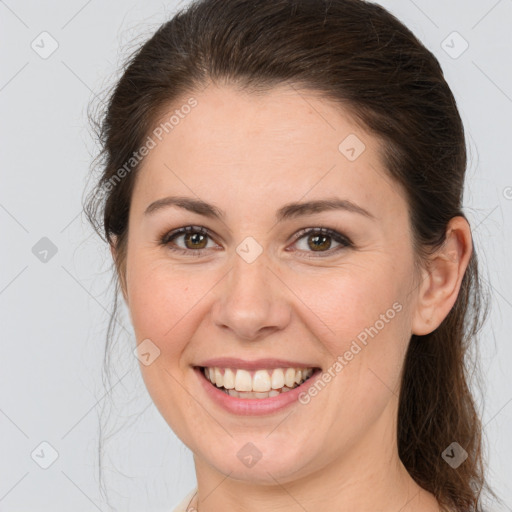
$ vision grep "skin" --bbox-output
[112,84,471,512]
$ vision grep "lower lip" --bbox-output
[194,366,322,416]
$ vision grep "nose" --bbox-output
[211,253,292,341]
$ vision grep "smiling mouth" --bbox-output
[198,366,320,399]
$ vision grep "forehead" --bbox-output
[131,84,403,220]
[149,84,370,159]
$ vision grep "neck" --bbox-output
[190,403,439,512]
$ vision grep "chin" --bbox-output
[194,435,321,485]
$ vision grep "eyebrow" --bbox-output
[144,196,375,221]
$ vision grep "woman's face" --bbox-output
[121,84,422,484]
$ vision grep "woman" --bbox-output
[85,0,498,510]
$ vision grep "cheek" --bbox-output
[124,253,213,426]
[288,257,410,349]
[125,250,215,358]
[288,258,412,407]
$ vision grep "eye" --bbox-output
[159,226,219,256]
[288,227,353,258]
[159,225,353,258]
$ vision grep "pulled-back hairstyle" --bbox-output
[85,0,498,510]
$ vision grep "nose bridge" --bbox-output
[211,248,291,340]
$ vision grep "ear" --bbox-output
[110,237,129,305]
[412,216,472,336]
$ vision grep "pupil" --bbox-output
[186,232,207,249]
[309,234,330,251]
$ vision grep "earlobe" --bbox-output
[411,216,472,336]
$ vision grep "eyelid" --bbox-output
[159,225,221,253]
[286,227,353,258]
[160,225,211,244]
[159,225,353,257]
[290,227,352,246]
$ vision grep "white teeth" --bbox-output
[223,386,294,398]
[202,366,315,397]
[271,368,285,389]
[214,368,223,388]
[284,368,296,388]
[234,369,253,392]
[253,370,271,392]
[223,368,235,389]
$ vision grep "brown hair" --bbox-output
[85,0,498,510]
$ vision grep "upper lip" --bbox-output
[195,357,321,371]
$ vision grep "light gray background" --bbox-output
[1,0,511,511]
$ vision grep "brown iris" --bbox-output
[184,231,208,250]
[308,233,332,251]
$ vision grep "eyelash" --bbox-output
[159,225,353,259]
